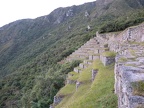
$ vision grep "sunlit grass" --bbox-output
[56,84,76,97]
[77,65,92,83]
[102,51,116,57]
[67,71,79,81]
[56,60,117,108]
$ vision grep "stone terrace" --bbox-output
[52,22,144,108]
[115,42,144,108]
[65,38,102,62]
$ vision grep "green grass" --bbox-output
[56,83,91,108]
[102,51,116,57]
[86,60,93,62]
[132,81,144,96]
[104,44,108,48]
[68,71,79,81]
[56,60,117,108]
[129,49,136,56]
[104,47,110,51]
[118,57,127,63]
[56,84,76,97]
[77,65,92,83]
[92,53,100,56]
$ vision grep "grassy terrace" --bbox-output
[56,84,76,97]
[67,71,79,81]
[102,51,116,57]
[56,60,117,108]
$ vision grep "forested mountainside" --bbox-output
[0,0,144,107]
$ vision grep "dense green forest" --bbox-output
[0,0,144,107]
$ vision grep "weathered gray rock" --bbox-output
[100,55,115,66]
[67,79,77,84]
[49,104,54,108]
[53,95,64,105]
[89,55,99,60]
[115,59,144,108]
[85,11,89,17]
[74,67,81,73]
[76,81,81,91]
[92,69,98,81]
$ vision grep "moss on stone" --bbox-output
[132,81,144,96]
[104,44,108,48]
[118,57,127,63]
[104,47,110,51]
[129,49,136,56]
[102,51,116,57]
[68,72,79,81]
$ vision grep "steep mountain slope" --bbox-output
[0,0,144,107]
[0,2,96,77]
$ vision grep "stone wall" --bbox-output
[115,55,144,108]
[89,55,100,60]
[92,69,98,81]
[117,23,144,42]
[100,55,115,66]
[53,95,64,106]
[107,23,144,53]
[55,22,144,108]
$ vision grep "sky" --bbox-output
[0,0,95,27]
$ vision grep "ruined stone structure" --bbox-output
[51,23,144,108]
[112,23,144,108]
[100,54,115,66]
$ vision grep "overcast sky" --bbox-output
[0,0,95,27]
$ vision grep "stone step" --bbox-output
[66,79,77,84]
[66,57,83,61]
[81,46,99,49]
[82,43,98,45]
[89,55,100,60]
[79,48,97,51]
[83,60,93,65]
[71,52,89,56]
[69,54,88,58]
[74,67,82,73]
[74,50,93,54]
[79,63,89,69]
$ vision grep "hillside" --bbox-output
[55,60,117,108]
[52,22,144,108]
[0,0,144,107]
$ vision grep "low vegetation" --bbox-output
[57,84,76,97]
[67,71,79,81]
[102,51,116,57]
[98,10,144,33]
[56,60,117,108]
[132,81,144,96]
